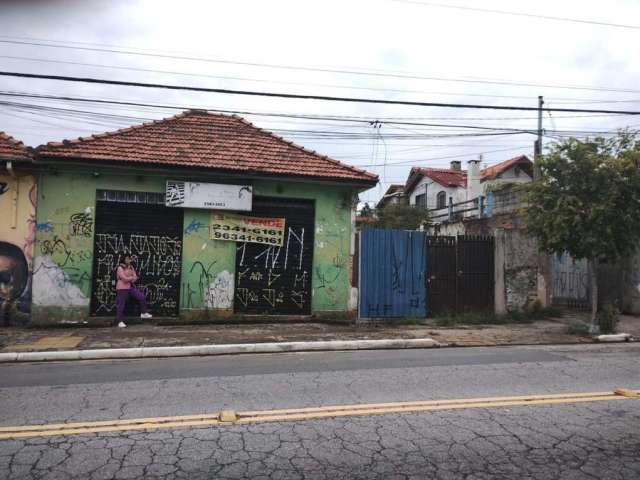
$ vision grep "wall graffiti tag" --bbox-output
[90,200,183,317]
[69,211,93,237]
[233,198,314,315]
[91,233,182,315]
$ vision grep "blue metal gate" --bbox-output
[359,229,427,318]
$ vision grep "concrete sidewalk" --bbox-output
[4,313,635,356]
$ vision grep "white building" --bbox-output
[405,155,533,210]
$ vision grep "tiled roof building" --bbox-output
[38,110,377,185]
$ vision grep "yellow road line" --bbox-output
[1,390,637,440]
[239,391,618,416]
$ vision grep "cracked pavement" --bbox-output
[1,344,639,479]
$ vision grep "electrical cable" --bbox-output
[2,71,640,115]
[1,37,640,94]
[393,0,640,30]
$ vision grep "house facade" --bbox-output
[24,110,377,325]
[405,156,533,210]
[375,184,406,209]
[0,133,36,325]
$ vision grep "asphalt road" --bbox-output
[1,343,639,479]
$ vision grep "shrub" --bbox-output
[597,303,619,334]
[566,321,590,335]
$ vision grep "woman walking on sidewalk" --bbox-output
[115,253,152,328]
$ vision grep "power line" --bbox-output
[4,54,638,107]
[394,0,640,30]
[0,91,633,125]
[2,37,640,94]
[5,96,630,137]
[0,54,592,103]
[3,71,640,115]
[360,145,532,167]
[2,102,537,143]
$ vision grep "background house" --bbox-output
[375,184,406,210]
[405,156,533,211]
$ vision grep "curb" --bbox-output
[0,338,441,363]
[595,333,633,343]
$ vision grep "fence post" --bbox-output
[448,196,453,222]
[494,228,506,314]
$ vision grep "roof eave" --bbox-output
[35,155,378,189]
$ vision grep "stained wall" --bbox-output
[31,170,355,324]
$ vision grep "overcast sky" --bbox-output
[1,0,639,204]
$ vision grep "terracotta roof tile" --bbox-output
[37,110,377,184]
[0,132,31,162]
[405,155,533,193]
[480,155,532,181]
[405,167,467,192]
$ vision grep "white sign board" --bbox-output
[165,181,252,211]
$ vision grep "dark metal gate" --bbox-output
[90,190,184,317]
[426,235,494,315]
[425,236,456,315]
[551,253,590,309]
[234,197,314,315]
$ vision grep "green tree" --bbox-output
[371,203,430,230]
[359,203,374,218]
[525,133,640,327]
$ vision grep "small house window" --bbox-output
[415,193,426,208]
[436,191,447,209]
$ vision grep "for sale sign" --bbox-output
[209,212,285,246]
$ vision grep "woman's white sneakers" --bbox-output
[117,313,151,327]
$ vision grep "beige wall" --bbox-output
[0,172,37,320]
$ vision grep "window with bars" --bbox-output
[96,189,165,205]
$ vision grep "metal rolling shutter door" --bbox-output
[234,197,315,315]
[90,196,184,317]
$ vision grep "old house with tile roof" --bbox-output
[0,132,36,324]
[405,156,533,210]
[29,110,377,324]
[375,184,406,210]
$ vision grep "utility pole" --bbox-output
[533,95,551,307]
[534,95,544,180]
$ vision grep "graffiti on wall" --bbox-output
[183,260,233,310]
[234,225,313,314]
[32,206,99,309]
[313,218,349,308]
[0,177,37,319]
[33,227,92,307]
[0,242,29,304]
[91,233,182,315]
[69,211,93,237]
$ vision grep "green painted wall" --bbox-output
[32,172,165,323]
[32,170,354,324]
[179,209,236,320]
[254,181,352,313]
[178,181,354,319]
